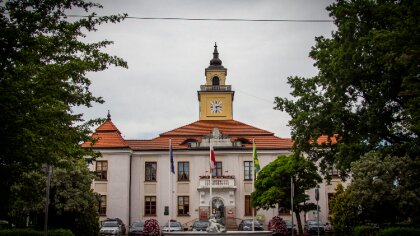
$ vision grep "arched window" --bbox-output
[212,76,220,86]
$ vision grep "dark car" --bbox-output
[128,221,144,235]
[191,221,209,231]
[103,218,126,235]
[238,219,263,231]
[305,220,325,235]
[284,220,297,235]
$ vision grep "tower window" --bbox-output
[212,76,220,86]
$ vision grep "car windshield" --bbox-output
[103,222,119,227]
[164,222,181,227]
[194,222,209,227]
[244,220,260,226]
[308,221,322,226]
[285,221,292,227]
[131,222,144,227]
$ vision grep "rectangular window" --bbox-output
[145,162,157,181]
[95,161,108,181]
[244,161,252,180]
[212,162,222,177]
[328,165,339,177]
[99,195,107,216]
[328,193,335,213]
[278,207,291,215]
[178,196,190,215]
[178,162,189,181]
[244,195,256,216]
[145,196,156,216]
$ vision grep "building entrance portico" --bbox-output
[212,197,225,225]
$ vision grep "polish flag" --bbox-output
[210,144,216,170]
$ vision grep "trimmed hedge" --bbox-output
[0,229,74,236]
[354,225,379,236]
[379,227,420,236]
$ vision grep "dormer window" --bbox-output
[182,138,199,148]
[212,76,220,86]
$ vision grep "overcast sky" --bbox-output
[76,0,336,140]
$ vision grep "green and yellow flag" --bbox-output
[253,142,260,173]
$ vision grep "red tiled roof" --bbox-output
[84,119,292,150]
[127,120,292,150]
[161,120,274,136]
[81,120,128,148]
[315,135,338,145]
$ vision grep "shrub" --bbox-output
[379,227,420,236]
[143,219,160,236]
[0,229,74,236]
[354,225,379,236]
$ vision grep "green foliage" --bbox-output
[0,229,74,236]
[252,154,322,234]
[349,152,420,225]
[379,227,420,236]
[9,160,100,236]
[330,184,360,235]
[0,0,126,220]
[274,0,420,179]
[353,225,379,236]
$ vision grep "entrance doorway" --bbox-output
[212,198,225,225]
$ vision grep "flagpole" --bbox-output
[169,139,171,231]
[252,139,255,232]
[209,140,213,220]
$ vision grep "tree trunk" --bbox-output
[295,210,303,235]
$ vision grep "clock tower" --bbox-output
[198,43,234,120]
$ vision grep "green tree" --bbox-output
[252,155,322,234]
[348,152,420,225]
[274,0,420,178]
[0,0,127,219]
[330,184,360,236]
[9,159,100,236]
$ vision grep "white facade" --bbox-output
[90,147,295,228]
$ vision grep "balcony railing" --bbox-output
[200,85,231,91]
[198,178,236,189]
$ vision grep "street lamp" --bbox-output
[315,185,320,236]
[291,176,294,236]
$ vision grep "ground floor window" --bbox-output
[177,196,189,216]
[244,195,256,216]
[145,196,156,216]
[278,207,291,215]
[99,195,107,216]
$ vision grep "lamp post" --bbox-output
[315,185,320,236]
[44,165,52,236]
[291,176,294,236]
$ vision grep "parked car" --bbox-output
[238,219,263,231]
[324,222,333,235]
[103,218,127,235]
[100,220,123,235]
[191,221,209,231]
[161,221,183,235]
[128,221,144,235]
[284,220,297,235]
[305,220,325,235]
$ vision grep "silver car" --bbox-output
[100,221,122,235]
[161,221,182,235]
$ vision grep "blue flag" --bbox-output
[170,140,175,174]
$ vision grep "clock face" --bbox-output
[210,101,222,113]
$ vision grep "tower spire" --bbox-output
[107,110,111,121]
[210,42,222,66]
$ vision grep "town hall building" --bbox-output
[83,44,343,229]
